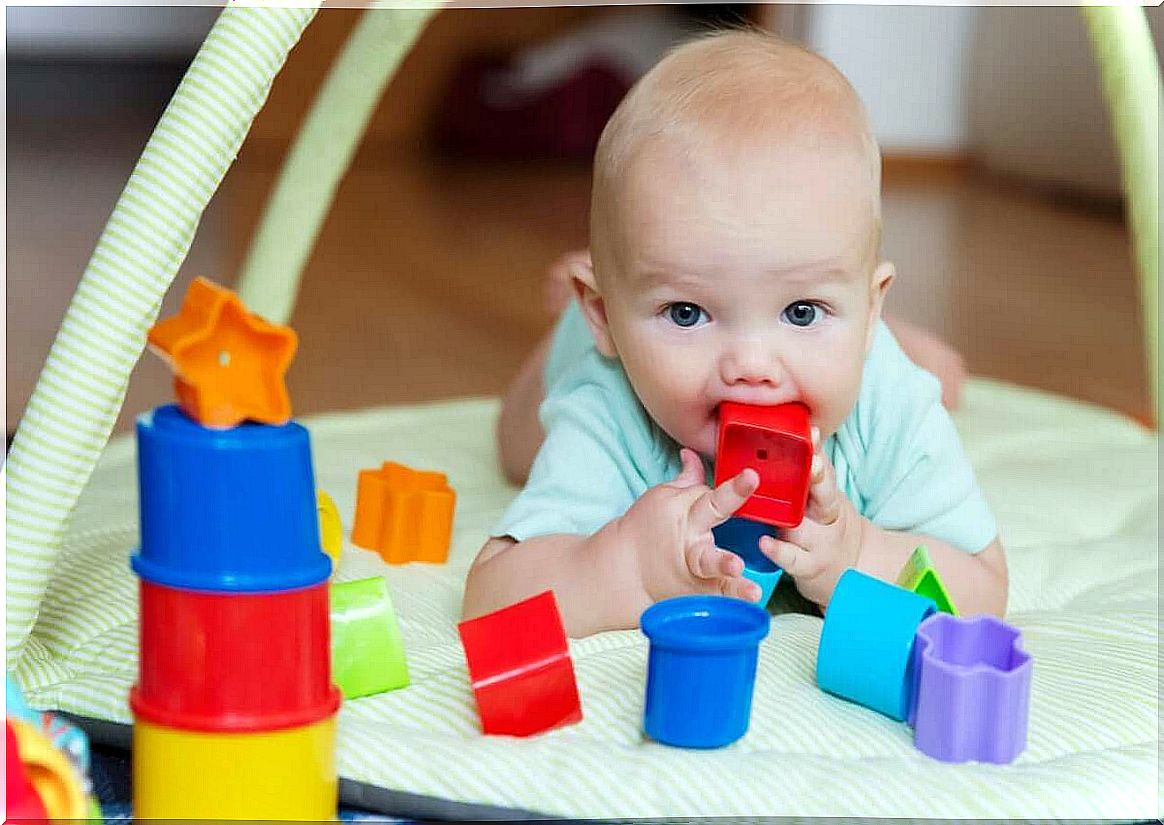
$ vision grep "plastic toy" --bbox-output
[134,716,336,818]
[318,489,344,571]
[6,675,101,819]
[6,717,91,819]
[132,405,331,592]
[331,577,411,699]
[640,595,770,749]
[816,569,936,721]
[7,673,40,723]
[715,402,813,528]
[352,461,455,564]
[910,613,1032,764]
[134,579,336,730]
[147,276,297,428]
[712,516,783,606]
[458,591,582,737]
[130,397,338,817]
[6,721,50,820]
[896,545,958,615]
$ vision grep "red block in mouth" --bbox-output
[714,402,814,528]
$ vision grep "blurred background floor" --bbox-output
[6,7,1154,437]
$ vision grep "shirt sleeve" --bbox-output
[490,379,649,542]
[846,323,999,554]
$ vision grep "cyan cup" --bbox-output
[816,569,936,721]
[641,595,770,748]
[713,517,783,606]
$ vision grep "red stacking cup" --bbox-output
[131,580,341,732]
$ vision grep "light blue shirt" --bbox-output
[494,301,998,553]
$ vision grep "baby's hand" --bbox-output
[617,448,762,606]
[759,427,866,609]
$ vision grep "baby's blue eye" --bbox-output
[782,301,823,327]
[667,302,708,328]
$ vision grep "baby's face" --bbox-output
[591,141,889,460]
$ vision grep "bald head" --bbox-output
[591,31,881,277]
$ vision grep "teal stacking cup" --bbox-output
[816,569,936,720]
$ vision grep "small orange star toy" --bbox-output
[147,277,298,428]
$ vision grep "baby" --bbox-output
[463,31,1007,637]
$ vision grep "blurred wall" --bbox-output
[774,4,1160,198]
[969,6,1163,198]
[6,6,217,58]
[802,5,978,155]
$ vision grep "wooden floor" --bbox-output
[6,66,1151,438]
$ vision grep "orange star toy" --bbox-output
[148,277,298,428]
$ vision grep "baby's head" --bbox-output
[572,30,893,459]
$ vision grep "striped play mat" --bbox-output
[11,380,1159,819]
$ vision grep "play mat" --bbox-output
[8,382,1161,818]
[5,4,1160,820]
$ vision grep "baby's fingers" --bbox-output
[669,447,707,490]
[804,452,842,526]
[690,543,745,580]
[760,535,826,579]
[689,468,759,532]
[718,575,762,603]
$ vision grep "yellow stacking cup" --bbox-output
[133,715,337,819]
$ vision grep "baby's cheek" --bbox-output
[799,354,864,433]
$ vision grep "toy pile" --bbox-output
[54,275,1032,820]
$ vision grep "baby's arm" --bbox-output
[761,457,1008,617]
[761,426,1008,618]
[857,530,1007,617]
[463,450,761,637]
[463,529,646,638]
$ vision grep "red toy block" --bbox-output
[6,719,49,820]
[457,591,582,737]
[715,401,813,528]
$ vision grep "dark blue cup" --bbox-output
[713,517,783,605]
[641,595,770,748]
[132,404,331,593]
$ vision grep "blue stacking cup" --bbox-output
[816,569,936,720]
[713,517,783,606]
[641,595,770,748]
[132,404,331,592]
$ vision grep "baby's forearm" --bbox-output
[855,524,1008,618]
[462,524,649,637]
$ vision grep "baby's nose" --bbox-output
[722,340,780,386]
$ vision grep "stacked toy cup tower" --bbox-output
[130,278,339,819]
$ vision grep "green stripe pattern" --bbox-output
[236,7,435,324]
[11,386,1161,817]
[5,6,319,669]
[1082,6,1160,424]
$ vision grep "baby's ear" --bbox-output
[866,261,896,353]
[571,254,618,358]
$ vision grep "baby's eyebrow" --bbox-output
[632,266,710,291]
[770,263,853,283]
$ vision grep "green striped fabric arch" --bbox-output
[5,6,321,668]
[1082,6,1160,424]
[235,8,436,322]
